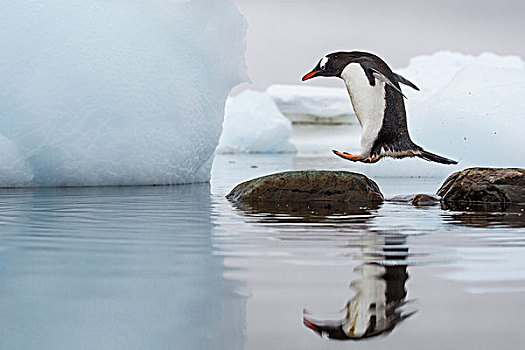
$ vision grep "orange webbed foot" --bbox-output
[333,150,380,163]
[332,150,364,162]
[362,156,380,163]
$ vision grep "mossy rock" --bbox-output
[437,168,525,206]
[227,171,384,209]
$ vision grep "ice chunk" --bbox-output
[397,51,525,99]
[266,84,354,124]
[217,91,296,154]
[0,0,246,186]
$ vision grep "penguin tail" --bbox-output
[417,150,458,165]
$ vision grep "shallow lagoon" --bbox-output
[0,153,523,349]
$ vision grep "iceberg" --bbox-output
[397,51,525,99]
[217,91,296,154]
[0,0,247,186]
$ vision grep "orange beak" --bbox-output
[302,70,321,81]
[303,317,320,331]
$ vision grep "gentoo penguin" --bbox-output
[302,51,457,164]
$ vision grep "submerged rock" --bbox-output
[437,168,525,206]
[389,194,440,207]
[227,171,384,210]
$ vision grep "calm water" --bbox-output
[0,153,524,349]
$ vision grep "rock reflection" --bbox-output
[304,233,415,340]
[442,203,525,228]
[231,200,380,225]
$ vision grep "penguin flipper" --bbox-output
[359,62,407,98]
[370,69,407,98]
[394,73,420,91]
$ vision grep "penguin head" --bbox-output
[302,52,353,81]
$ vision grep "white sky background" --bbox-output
[233,0,525,93]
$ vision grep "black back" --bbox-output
[370,85,420,157]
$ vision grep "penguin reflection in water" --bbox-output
[303,51,457,164]
[303,234,415,340]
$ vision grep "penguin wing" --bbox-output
[370,69,406,98]
[360,62,407,98]
[393,73,420,91]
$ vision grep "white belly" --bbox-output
[341,63,385,156]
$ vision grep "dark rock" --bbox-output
[389,194,440,207]
[412,194,440,206]
[227,171,384,210]
[437,168,525,206]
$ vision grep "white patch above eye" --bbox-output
[319,56,329,69]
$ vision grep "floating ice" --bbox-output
[217,91,296,154]
[397,51,525,99]
[0,0,246,187]
[266,84,354,123]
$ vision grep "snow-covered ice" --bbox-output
[266,84,354,123]
[217,91,296,154]
[0,0,246,186]
[397,51,525,99]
